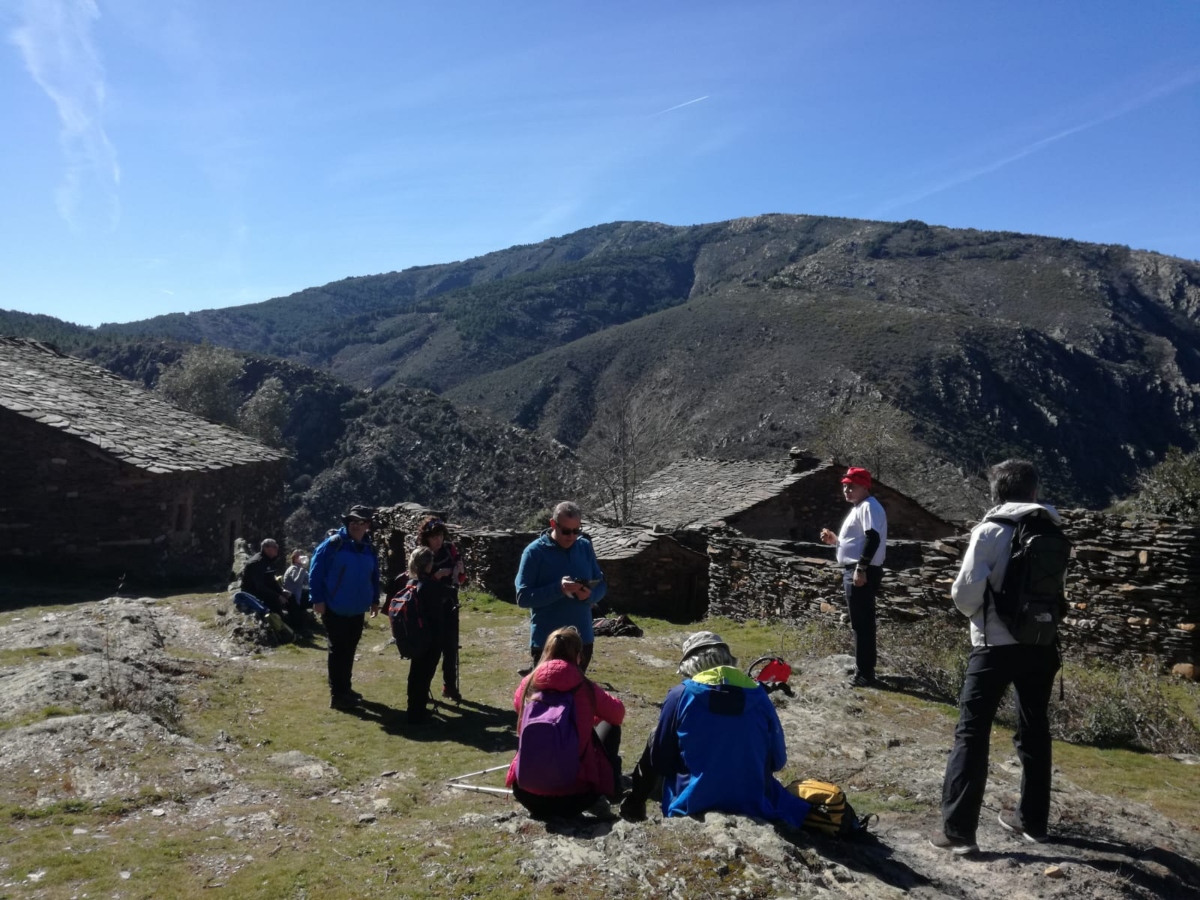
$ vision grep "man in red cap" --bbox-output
[821,467,888,687]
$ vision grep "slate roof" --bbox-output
[582,523,667,560]
[608,457,811,530]
[0,336,286,473]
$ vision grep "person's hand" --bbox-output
[281,589,293,600]
[435,567,453,580]
[576,586,592,603]
[561,576,581,597]
[853,567,867,588]
[819,528,836,546]
[314,602,326,616]
[369,602,381,619]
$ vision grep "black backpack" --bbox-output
[984,512,1071,646]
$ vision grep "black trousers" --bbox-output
[531,641,594,674]
[843,565,882,679]
[941,643,1061,841]
[513,722,622,817]
[441,602,460,693]
[322,610,366,698]
[406,640,442,721]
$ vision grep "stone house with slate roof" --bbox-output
[0,337,287,582]
[602,449,955,543]
[583,522,709,622]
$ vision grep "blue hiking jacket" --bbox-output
[514,531,607,647]
[648,666,810,828]
[309,528,380,615]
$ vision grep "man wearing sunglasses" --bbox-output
[515,500,607,674]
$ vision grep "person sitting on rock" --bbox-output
[619,631,809,827]
[506,625,625,818]
[232,538,296,640]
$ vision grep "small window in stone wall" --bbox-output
[173,490,194,533]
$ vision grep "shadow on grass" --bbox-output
[347,697,519,753]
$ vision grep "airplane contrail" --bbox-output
[653,95,709,116]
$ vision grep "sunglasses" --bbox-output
[555,525,583,536]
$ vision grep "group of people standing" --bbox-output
[233,458,1066,849]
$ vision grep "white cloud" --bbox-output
[10,0,120,229]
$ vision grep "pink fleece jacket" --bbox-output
[505,658,626,796]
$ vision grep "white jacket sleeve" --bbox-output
[951,524,1006,618]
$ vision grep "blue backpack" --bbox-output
[514,689,581,793]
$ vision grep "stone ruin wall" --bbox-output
[707,509,1199,678]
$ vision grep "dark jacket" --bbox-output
[241,552,285,604]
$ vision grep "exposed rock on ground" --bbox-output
[1,598,1197,898]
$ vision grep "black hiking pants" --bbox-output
[406,639,442,723]
[323,609,366,699]
[940,643,1060,841]
[843,565,882,680]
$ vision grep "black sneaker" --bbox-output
[517,666,533,677]
[442,686,462,702]
[348,689,363,702]
[330,693,359,710]
[848,673,877,688]
[928,832,978,855]
[998,809,1047,843]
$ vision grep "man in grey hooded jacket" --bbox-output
[930,459,1064,855]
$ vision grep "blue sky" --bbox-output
[2,1,1198,327]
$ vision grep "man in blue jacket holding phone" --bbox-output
[515,501,606,674]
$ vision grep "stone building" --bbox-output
[0,337,287,582]
[584,523,709,622]
[371,506,708,621]
[601,450,956,543]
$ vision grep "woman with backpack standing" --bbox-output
[416,516,467,702]
[505,626,625,818]
[391,546,447,725]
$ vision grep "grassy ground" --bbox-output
[0,591,1197,899]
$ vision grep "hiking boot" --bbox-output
[517,666,533,677]
[330,693,359,711]
[928,832,978,855]
[619,797,647,822]
[848,673,877,688]
[442,686,463,702]
[998,809,1047,843]
[348,689,363,702]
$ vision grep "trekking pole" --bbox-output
[446,783,512,796]
[448,764,510,782]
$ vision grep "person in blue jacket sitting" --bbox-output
[310,505,381,710]
[619,631,810,828]
[515,501,606,675]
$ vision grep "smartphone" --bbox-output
[570,578,602,588]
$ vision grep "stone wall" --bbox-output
[706,509,1199,675]
[0,411,285,582]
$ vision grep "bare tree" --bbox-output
[581,382,691,525]
[814,394,917,484]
